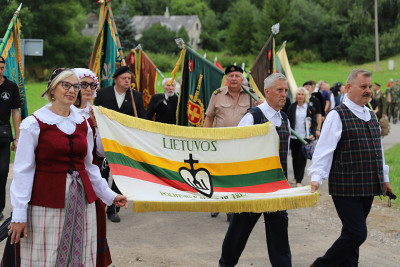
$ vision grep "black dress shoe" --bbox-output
[108,213,120,223]
[0,212,3,221]
[210,212,219,218]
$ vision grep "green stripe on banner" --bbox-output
[105,151,286,188]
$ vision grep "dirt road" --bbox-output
[1,124,399,266]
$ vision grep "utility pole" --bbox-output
[374,0,380,72]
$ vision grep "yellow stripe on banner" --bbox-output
[102,139,282,175]
[97,106,272,140]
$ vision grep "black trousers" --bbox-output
[97,156,121,216]
[0,142,10,213]
[313,196,374,267]
[219,211,291,267]
[290,138,307,183]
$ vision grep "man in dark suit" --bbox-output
[335,84,347,107]
[145,78,178,124]
[94,66,145,118]
[94,66,145,222]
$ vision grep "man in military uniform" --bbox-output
[204,65,261,128]
[372,82,387,120]
[203,65,262,220]
[387,79,400,124]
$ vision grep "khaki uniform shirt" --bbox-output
[205,86,255,127]
[373,89,387,115]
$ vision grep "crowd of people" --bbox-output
[0,55,396,266]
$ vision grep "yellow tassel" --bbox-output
[132,191,319,213]
[97,106,272,140]
[170,46,186,83]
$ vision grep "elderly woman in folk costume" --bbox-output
[71,67,113,267]
[7,68,127,266]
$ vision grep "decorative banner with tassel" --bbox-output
[93,106,319,213]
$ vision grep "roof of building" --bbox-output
[131,15,200,34]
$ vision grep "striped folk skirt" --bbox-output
[20,173,97,266]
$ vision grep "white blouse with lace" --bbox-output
[10,104,116,223]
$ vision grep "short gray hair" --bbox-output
[346,69,372,85]
[264,73,287,90]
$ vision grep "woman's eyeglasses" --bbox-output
[59,81,81,92]
[80,81,98,90]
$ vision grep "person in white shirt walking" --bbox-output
[308,69,394,267]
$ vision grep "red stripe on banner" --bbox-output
[109,164,291,194]
[109,163,197,192]
[214,180,290,193]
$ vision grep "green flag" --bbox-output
[89,3,121,88]
[177,46,224,126]
[1,15,28,119]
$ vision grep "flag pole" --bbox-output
[107,4,139,117]
[0,3,22,55]
[136,44,165,79]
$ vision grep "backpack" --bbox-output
[379,117,390,137]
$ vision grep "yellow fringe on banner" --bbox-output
[96,106,272,140]
[170,46,186,83]
[132,191,319,213]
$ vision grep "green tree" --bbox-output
[287,0,326,50]
[140,23,179,53]
[0,0,34,39]
[138,0,170,15]
[225,0,256,55]
[200,10,220,51]
[253,0,292,53]
[20,1,93,69]
[110,0,144,16]
[169,0,210,19]
[115,3,137,50]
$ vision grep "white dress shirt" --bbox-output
[307,97,390,185]
[11,104,116,222]
[114,87,126,108]
[239,100,291,176]
[292,103,308,139]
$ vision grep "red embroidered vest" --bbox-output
[29,116,98,208]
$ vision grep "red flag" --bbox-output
[125,50,139,92]
[138,50,157,109]
[215,61,224,71]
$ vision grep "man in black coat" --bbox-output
[0,56,21,221]
[94,66,145,222]
[145,78,178,124]
[94,66,145,118]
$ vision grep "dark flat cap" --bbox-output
[225,65,243,75]
[303,81,312,86]
[112,66,130,79]
[374,82,381,87]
